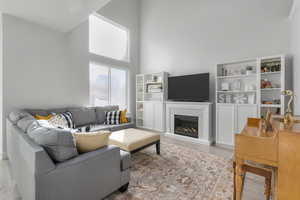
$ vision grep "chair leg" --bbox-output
[233,161,236,200]
[265,177,272,200]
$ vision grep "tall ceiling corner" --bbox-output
[0,0,112,32]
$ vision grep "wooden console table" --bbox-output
[234,117,300,200]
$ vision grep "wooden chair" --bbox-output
[233,161,272,200]
[233,118,273,200]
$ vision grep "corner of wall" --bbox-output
[0,13,4,159]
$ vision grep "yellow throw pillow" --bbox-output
[120,109,129,123]
[35,114,53,120]
[73,131,111,153]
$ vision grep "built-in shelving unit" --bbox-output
[215,55,292,147]
[136,72,168,132]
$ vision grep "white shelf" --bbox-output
[261,71,281,75]
[217,103,257,106]
[261,104,281,108]
[261,88,281,91]
[145,82,163,85]
[215,55,292,147]
[217,74,257,79]
[217,90,256,93]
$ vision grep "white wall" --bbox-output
[1,15,84,156]
[290,1,300,114]
[140,0,290,101]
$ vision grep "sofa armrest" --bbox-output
[7,119,56,175]
[37,146,122,200]
[55,145,120,170]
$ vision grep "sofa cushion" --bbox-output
[110,122,135,132]
[69,107,97,127]
[73,131,111,153]
[95,106,119,124]
[47,108,68,114]
[120,150,131,170]
[48,112,74,129]
[28,126,78,163]
[120,109,129,123]
[105,111,121,125]
[35,114,53,120]
[90,124,112,132]
[26,109,49,116]
[9,110,32,125]
[17,116,37,132]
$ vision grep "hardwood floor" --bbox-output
[0,136,266,200]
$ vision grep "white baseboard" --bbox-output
[164,132,213,146]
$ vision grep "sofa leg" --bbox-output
[119,183,129,193]
[156,141,160,155]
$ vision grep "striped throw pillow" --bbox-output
[48,112,74,129]
[105,111,121,125]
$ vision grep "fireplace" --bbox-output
[174,115,199,138]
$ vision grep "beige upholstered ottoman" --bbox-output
[109,128,160,154]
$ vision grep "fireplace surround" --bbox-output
[165,101,212,145]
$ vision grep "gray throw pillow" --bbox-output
[69,107,97,127]
[17,116,37,132]
[95,106,119,124]
[9,110,32,125]
[28,126,78,163]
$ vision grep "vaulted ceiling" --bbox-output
[0,0,295,33]
[0,0,111,32]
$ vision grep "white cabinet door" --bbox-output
[216,104,236,146]
[236,104,258,133]
[143,102,154,129]
[153,102,164,131]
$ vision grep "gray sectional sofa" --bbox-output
[6,106,134,200]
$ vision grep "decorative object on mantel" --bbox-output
[147,83,163,93]
[246,66,255,75]
[260,109,274,133]
[280,90,299,125]
[218,94,226,103]
[247,93,256,104]
[221,82,230,91]
[233,94,247,104]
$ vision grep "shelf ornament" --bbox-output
[281,90,296,125]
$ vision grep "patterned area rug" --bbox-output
[106,142,233,200]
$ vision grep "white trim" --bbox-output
[289,0,298,20]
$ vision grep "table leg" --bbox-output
[235,158,245,200]
[156,141,160,155]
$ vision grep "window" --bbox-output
[90,62,128,110]
[89,14,129,61]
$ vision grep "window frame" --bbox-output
[89,13,131,63]
[89,61,130,111]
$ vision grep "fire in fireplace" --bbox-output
[174,115,198,138]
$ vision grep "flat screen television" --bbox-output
[168,73,209,102]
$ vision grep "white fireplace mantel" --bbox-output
[165,101,213,145]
